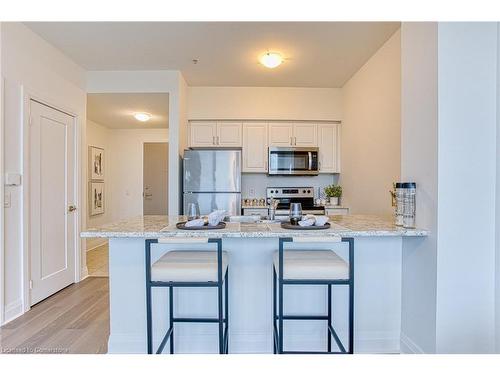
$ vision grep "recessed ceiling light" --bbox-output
[134,112,152,122]
[259,52,283,69]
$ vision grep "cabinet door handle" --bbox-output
[290,136,293,146]
[217,136,220,145]
[294,137,297,145]
[213,136,216,145]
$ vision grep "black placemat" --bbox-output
[280,222,331,230]
[176,222,226,230]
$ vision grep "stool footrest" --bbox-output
[173,317,227,323]
[275,315,329,321]
[281,350,347,354]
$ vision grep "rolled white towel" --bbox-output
[208,210,226,226]
[314,215,330,226]
[184,218,205,227]
[298,218,315,227]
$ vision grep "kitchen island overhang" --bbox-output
[81,215,427,354]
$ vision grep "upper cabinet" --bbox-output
[242,122,268,173]
[268,122,317,147]
[189,121,242,148]
[318,123,340,173]
[293,123,318,147]
[188,120,341,174]
[217,122,243,147]
[268,123,294,147]
[189,121,217,148]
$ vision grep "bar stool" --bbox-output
[145,237,229,354]
[273,236,354,354]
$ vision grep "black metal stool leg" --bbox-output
[145,239,155,354]
[224,269,229,354]
[169,286,174,354]
[273,267,277,354]
[328,284,332,352]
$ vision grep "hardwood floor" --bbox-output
[87,243,109,277]
[0,277,109,354]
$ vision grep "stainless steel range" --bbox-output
[266,187,325,219]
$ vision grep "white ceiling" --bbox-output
[25,22,400,88]
[87,93,169,129]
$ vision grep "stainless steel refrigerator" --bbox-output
[183,149,241,216]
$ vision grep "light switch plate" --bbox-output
[5,173,22,186]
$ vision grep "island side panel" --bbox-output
[107,236,403,353]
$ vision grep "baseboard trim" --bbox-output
[2,299,23,326]
[107,330,401,354]
[400,332,425,354]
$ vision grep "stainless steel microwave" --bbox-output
[268,147,319,176]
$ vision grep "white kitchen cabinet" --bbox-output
[242,122,268,172]
[189,121,242,148]
[326,207,349,215]
[268,122,318,147]
[189,121,217,148]
[268,123,294,147]
[293,123,317,147]
[217,122,242,147]
[318,123,340,173]
[242,207,269,216]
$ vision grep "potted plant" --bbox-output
[324,184,342,206]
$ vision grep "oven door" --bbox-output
[268,147,319,175]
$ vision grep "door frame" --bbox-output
[21,89,82,312]
[141,140,169,216]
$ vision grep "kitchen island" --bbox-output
[81,215,427,354]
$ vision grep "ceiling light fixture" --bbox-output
[259,52,283,69]
[134,112,152,122]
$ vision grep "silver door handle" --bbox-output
[68,205,77,212]
[290,137,293,146]
[216,136,220,145]
[213,136,216,145]
[308,152,312,170]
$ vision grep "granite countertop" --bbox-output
[80,214,428,238]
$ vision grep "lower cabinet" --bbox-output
[325,207,349,215]
[242,208,269,217]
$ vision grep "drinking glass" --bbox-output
[186,203,200,221]
[289,203,302,225]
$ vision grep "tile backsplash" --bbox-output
[241,174,339,199]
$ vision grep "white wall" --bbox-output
[496,23,500,354]
[107,129,168,222]
[400,22,439,354]
[435,22,497,354]
[188,86,342,121]
[86,70,186,216]
[341,30,401,215]
[1,23,86,324]
[401,22,498,354]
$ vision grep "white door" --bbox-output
[189,121,217,147]
[268,123,293,147]
[293,123,318,147]
[242,122,268,172]
[217,122,242,147]
[318,123,340,173]
[143,142,168,215]
[29,100,76,305]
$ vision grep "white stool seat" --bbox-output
[152,251,228,282]
[273,250,348,280]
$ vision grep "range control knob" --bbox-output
[302,190,306,193]
[307,190,311,193]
